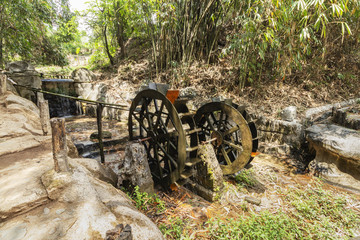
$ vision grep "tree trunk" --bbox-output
[114,1,126,59]
[103,25,114,65]
[0,38,3,69]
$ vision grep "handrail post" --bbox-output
[96,103,105,164]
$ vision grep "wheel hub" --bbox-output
[211,131,223,147]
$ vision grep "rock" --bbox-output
[55,209,65,215]
[5,62,41,102]
[306,124,360,189]
[179,87,198,98]
[67,139,79,158]
[117,142,154,194]
[0,153,52,221]
[75,82,108,101]
[71,68,97,83]
[90,131,112,140]
[0,93,49,156]
[7,157,163,240]
[6,78,19,95]
[188,144,224,202]
[308,160,360,192]
[304,98,360,122]
[0,222,27,240]
[41,170,72,200]
[148,82,169,95]
[245,196,261,205]
[281,106,297,122]
[73,157,118,186]
[5,61,35,73]
[106,224,133,240]
[333,106,360,130]
[43,207,50,215]
[256,116,304,154]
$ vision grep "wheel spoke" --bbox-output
[154,101,165,130]
[221,145,232,165]
[223,140,243,152]
[205,115,216,131]
[152,143,164,180]
[224,125,239,136]
[132,113,149,134]
[156,142,178,169]
[218,110,224,131]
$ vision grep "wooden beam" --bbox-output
[50,118,69,172]
[0,74,6,95]
[39,100,50,136]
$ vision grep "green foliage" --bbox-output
[235,169,256,188]
[207,211,304,240]
[205,179,360,240]
[284,181,360,232]
[85,0,141,66]
[226,0,360,88]
[0,0,82,67]
[159,217,190,240]
[130,186,166,214]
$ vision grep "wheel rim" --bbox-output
[128,89,186,185]
[194,102,253,175]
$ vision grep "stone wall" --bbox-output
[254,114,304,156]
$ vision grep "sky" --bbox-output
[69,0,89,33]
[69,0,89,12]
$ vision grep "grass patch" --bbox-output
[207,179,359,240]
[207,211,304,240]
[235,169,257,188]
[160,217,191,240]
[128,186,166,214]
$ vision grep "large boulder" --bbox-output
[0,93,48,156]
[117,142,154,194]
[5,61,41,102]
[71,68,97,83]
[306,124,360,190]
[0,156,164,240]
[5,61,35,73]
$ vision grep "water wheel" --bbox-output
[129,88,258,186]
[194,102,253,175]
[128,89,186,186]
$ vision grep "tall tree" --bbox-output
[0,0,76,67]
